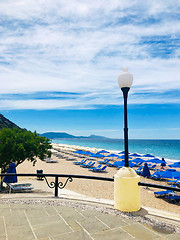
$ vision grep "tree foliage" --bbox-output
[0,128,52,173]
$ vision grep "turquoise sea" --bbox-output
[52,138,180,162]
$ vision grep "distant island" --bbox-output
[40,132,110,140]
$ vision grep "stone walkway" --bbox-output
[0,198,180,240]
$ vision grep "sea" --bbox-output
[52,138,180,162]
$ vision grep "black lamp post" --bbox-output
[118,67,133,167]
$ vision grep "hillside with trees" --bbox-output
[0,114,20,129]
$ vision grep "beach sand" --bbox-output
[16,143,180,214]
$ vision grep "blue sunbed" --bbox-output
[106,161,118,167]
[85,162,95,168]
[166,195,180,203]
[154,190,174,198]
[92,166,107,173]
[98,159,110,164]
[80,161,92,167]
[73,159,86,165]
[135,166,143,175]
[88,164,101,170]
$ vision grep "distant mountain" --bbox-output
[0,114,20,129]
[40,132,109,140]
[88,134,109,139]
[40,132,76,139]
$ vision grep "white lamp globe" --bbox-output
[118,67,133,89]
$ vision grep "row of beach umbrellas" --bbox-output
[74,149,180,169]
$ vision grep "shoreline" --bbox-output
[52,142,179,164]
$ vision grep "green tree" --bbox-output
[0,128,52,174]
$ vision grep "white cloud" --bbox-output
[0,0,180,109]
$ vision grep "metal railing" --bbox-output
[0,173,114,197]
[0,173,180,197]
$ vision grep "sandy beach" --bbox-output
[16,143,180,214]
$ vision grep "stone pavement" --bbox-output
[0,198,180,240]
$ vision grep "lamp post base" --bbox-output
[114,167,140,212]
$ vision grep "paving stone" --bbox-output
[0,208,11,216]
[55,206,85,222]
[6,225,35,240]
[77,217,109,234]
[52,230,92,240]
[0,237,6,240]
[29,214,64,227]
[0,217,6,239]
[92,228,134,240]
[0,204,10,209]
[78,209,107,218]
[122,223,163,240]
[96,214,128,228]
[5,212,29,228]
[37,238,50,240]
[33,221,72,238]
[10,204,28,209]
[67,220,83,231]
[44,206,58,216]
[166,233,180,240]
[25,208,48,220]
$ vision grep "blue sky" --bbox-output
[0,1,180,139]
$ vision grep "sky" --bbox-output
[0,0,180,139]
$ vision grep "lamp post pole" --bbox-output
[118,67,133,168]
[121,87,130,167]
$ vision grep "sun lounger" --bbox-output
[135,166,143,175]
[46,159,58,163]
[80,161,92,167]
[6,183,34,193]
[167,180,177,185]
[81,161,95,168]
[149,164,157,170]
[106,161,118,167]
[154,190,174,198]
[88,164,101,170]
[151,171,162,180]
[66,157,76,161]
[73,159,86,165]
[97,159,110,164]
[166,195,180,203]
[92,166,107,173]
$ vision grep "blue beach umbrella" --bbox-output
[160,169,180,179]
[82,151,93,155]
[118,151,125,154]
[131,158,144,164]
[3,163,17,183]
[133,158,146,162]
[97,150,110,154]
[146,158,163,164]
[90,153,105,158]
[129,153,142,157]
[117,155,132,160]
[74,150,85,154]
[169,162,180,168]
[141,163,151,178]
[115,161,136,168]
[143,154,155,158]
[107,154,119,158]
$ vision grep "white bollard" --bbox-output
[114,167,140,212]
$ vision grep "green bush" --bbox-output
[0,128,52,173]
